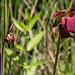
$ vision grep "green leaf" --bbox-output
[27,31,44,51]
[23,57,37,75]
[16,44,26,52]
[29,60,45,68]
[5,48,13,56]
[25,9,30,20]
[13,56,19,61]
[20,22,29,31]
[29,11,42,30]
[12,18,25,32]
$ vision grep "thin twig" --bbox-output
[28,0,32,4]
[48,50,55,64]
[10,1,13,20]
[30,0,38,17]
[53,35,60,75]
[1,41,6,75]
[5,0,7,34]
[23,0,31,9]
[18,6,26,21]
[69,0,74,8]
[41,11,48,31]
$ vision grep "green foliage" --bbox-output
[1,0,75,75]
[28,11,42,30]
[5,48,13,56]
[27,31,44,51]
[16,44,26,51]
[23,57,45,75]
[12,56,19,61]
[25,9,30,20]
[29,60,45,68]
[24,58,37,75]
[12,18,25,32]
[20,22,29,31]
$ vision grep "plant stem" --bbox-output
[53,35,60,75]
[26,38,28,75]
[8,23,14,33]
[1,41,6,75]
[0,50,1,75]
[26,50,28,75]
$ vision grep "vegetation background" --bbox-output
[0,0,75,75]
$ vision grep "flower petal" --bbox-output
[59,24,72,38]
[61,17,66,25]
[68,8,75,12]
[68,8,75,16]
[67,16,75,33]
[53,17,61,27]
[52,27,57,35]
[53,10,66,18]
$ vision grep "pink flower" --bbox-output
[4,34,14,43]
[4,23,14,43]
[53,8,75,38]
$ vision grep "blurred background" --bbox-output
[0,0,75,75]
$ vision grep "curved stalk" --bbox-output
[1,41,6,75]
[1,23,14,75]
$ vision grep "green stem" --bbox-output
[1,41,6,75]
[26,39,28,75]
[26,50,28,75]
[1,0,4,49]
